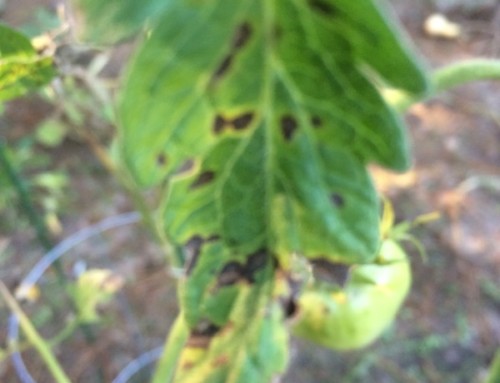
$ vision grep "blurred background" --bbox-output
[0,0,499,382]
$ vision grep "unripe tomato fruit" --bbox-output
[291,239,411,350]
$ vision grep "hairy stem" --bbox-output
[385,59,500,111]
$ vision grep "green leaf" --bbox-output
[0,24,55,101]
[120,0,428,264]
[73,0,173,44]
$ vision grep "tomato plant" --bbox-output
[2,0,500,382]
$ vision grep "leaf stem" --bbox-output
[150,314,189,383]
[386,59,500,111]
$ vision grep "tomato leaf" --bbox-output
[120,0,428,263]
[118,1,428,381]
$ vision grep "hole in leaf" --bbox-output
[187,320,220,348]
[311,115,322,128]
[190,170,215,189]
[156,153,167,166]
[308,0,336,15]
[310,259,350,287]
[175,159,195,175]
[282,297,298,318]
[184,236,204,274]
[330,193,345,207]
[231,112,254,131]
[192,320,220,337]
[213,55,233,80]
[281,115,298,141]
[233,22,252,50]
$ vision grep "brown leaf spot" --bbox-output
[308,0,336,15]
[212,354,230,368]
[213,55,232,80]
[330,193,345,207]
[213,114,228,134]
[217,262,244,287]
[281,115,298,141]
[231,112,254,131]
[311,115,322,128]
[190,170,215,190]
[156,153,167,166]
[244,249,268,282]
[233,22,252,50]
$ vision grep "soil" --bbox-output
[1,0,499,382]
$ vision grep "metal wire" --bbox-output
[8,212,141,383]
[111,346,163,383]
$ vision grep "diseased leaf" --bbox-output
[118,1,429,381]
[0,24,55,101]
[174,263,288,383]
[120,0,428,264]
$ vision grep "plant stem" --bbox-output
[433,59,500,94]
[385,59,500,111]
[150,314,189,383]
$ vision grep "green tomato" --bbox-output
[291,240,411,351]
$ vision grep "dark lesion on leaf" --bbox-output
[156,153,167,166]
[232,22,252,50]
[243,248,269,283]
[330,193,345,208]
[213,55,233,80]
[184,234,220,275]
[217,261,244,287]
[215,248,270,287]
[308,0,337,15]
[231,112,254,131]
[281,115,298,141]
[187,319,221,348]
[190,170,216,190]
[311,115,322,128]
[213,114,229,134]
[211,22,253,83]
